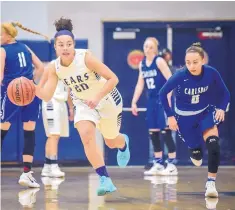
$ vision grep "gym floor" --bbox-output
[1,166,235,210]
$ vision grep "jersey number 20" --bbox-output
[18,52,27,67]
[191,95,200,104]
[146,78,155,89]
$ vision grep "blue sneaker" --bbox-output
[97,176,117,196]
[117,134,130,167]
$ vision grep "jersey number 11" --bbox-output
[18,52,27,67]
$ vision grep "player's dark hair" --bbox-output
[186,42,204,59]
[54,17,73,32]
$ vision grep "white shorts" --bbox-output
[42,98,69,137]
[73,89,123,139]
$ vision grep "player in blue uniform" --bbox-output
[159,43,230,197]
[1,22,48,188]
[132,37,177,176]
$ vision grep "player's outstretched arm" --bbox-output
[35,63,58,102]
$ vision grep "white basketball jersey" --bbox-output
[54,49,106,100]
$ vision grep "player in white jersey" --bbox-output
[40,66,74,178]
[36,17,130,196]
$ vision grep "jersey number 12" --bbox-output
[18,52,27,67]
[146,78,155,89]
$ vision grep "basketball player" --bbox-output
[1,22,48,187]
[41,66,74,177]
[36,17,130,196]
[131,37,177,176]
[159,43,230,197]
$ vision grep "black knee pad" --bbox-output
[161,129,176,153]
[206,136,220,173]
[188,147,203,160]
[23,130,35,156]
[149,131,161,152]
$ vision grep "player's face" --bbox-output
[143,40,157,58]
[0,30,11,45]
[185,52,204,76]
[54,35,75,60]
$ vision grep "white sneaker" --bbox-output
[41,164,51,177]
[205,197,219,209]
[50,164,65,178]
[190,157,203,167]
[41,164,65,178]
[18,188,40,208]
[158,163,178,176]
[205,181,218,198]
[18,171,40,188]
[144,163,164,176]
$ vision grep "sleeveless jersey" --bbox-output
[141,56,167,98]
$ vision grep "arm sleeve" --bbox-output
[213,70,230,111]
[159,71,183,117]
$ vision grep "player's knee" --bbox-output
[23,121,36,131]
[79,129,94,146]
[104,139,116,149]
[149,131,161,152]
[0,122,11,130]
[206,136,220,173]
[23,130,35,156]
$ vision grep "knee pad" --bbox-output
[149,131,161,152]
[206,136,220,173]
[162,129,176,153]
[23,130,35,156]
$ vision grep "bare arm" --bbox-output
[85,51,119,101]
[0,48,6,85]
[37,67,49,88]
[35,63,58,102]
[131,62,145,105]
[26,46,44,83]
[156,57,173,107]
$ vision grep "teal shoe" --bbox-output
[117,134,130,167]
[97,176,117,196]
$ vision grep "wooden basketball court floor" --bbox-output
[1,166,235,210]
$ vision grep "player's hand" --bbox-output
[131,103,138,116]
[215,109,225,122]
[85,97,100,109]
[168,116,179,131]
[69,108,74,121]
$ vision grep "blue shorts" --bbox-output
[0,84,41,123]
[176,106,220,149]
[146,97,167,130]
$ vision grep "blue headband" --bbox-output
[54,30,74,39]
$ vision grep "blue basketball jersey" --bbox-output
[141,56,167,98]
[1,42,33,85]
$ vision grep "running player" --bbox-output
[131,37,177,176]
[1,22,48,187]
[36,17,130,196]
[159,42,230,197]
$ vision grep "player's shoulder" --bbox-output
[203,64,218,74]
[174,66,188,77]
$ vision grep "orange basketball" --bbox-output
[7,77,36,106]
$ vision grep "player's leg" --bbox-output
[75,120,117,196]
[0,122,11,150]
[41,100,65,178]
[201,107,221,198]
[19,97,41,188]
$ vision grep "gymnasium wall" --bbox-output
[2,1,235,60]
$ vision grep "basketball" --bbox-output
[7,77,36,106]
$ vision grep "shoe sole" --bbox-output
[19,180,40,188]
[97,187,117,196]
[205,191,219,198]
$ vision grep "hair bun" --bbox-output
[54,17,73,32]
[192,42,202,48]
